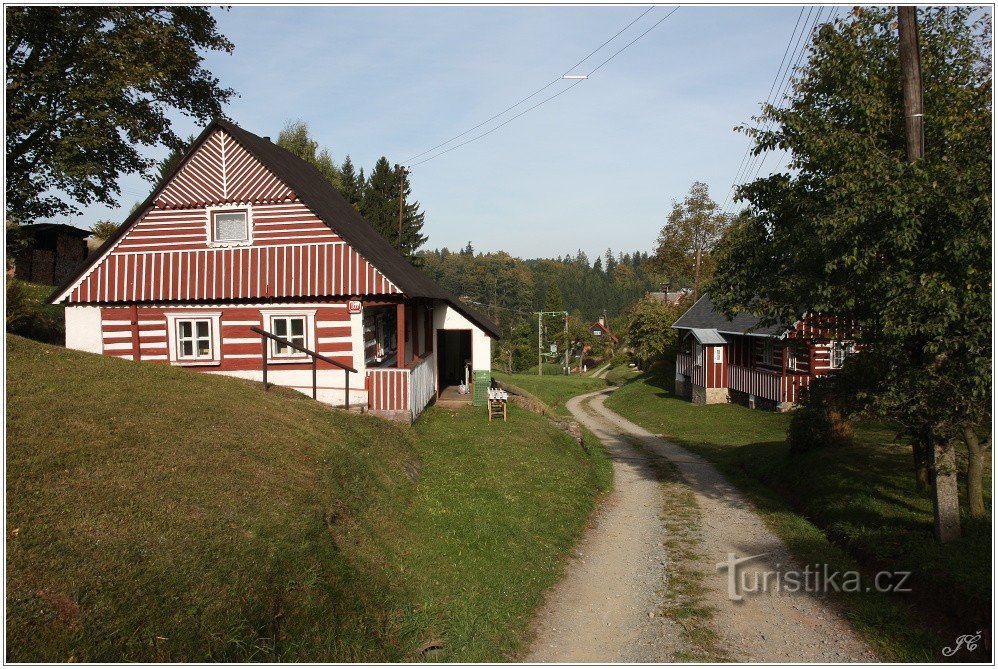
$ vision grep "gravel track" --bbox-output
[524,389,878,663]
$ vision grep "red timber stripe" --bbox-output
[366,369,410,412]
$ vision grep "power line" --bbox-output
[412,6,680,167]
[403,6,655,164]
[739,6,828,190]
[724,6,829,216]
[719,6,805,214]
[731,6,817,204]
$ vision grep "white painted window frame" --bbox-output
[261,309,316,364]
[830,340,855,369]
[165,312,222,366]
[762,340,776,367]
[713,346,723,364]
[206,203,253,248]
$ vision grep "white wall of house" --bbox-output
[213,368,366,407]
[432,302,491,370]
[64,305,103,353]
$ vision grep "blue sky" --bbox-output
[67,5,839,260]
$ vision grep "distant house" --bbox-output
[671,295,859,411]
[10,223,90,286]
[588,316,619,343]
[647,284,690,306]
[50,118,499,422]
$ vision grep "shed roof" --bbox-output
[50,119,500,339]
[688,328,728,345]
[672,294,788,338]
[19,223,91,238]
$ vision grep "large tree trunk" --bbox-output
[912,431,932,491]
[963,427,990,519]
[931,438,962,542]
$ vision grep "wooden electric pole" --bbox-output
[898,6,925,162]
[899,6,959,543]
[692,247,703,303]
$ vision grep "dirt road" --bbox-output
[524,390,878,663]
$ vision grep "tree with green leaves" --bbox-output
[277,120,342,191]
[6,7,234,222]
[709,7,991,535]
[624,296,680,369]
[90,220,120,243]
[360,157,427,259]
[653,181,730,301]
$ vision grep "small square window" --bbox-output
[271,316,307,357]
[177,318,214,360]
[213,210,248,243]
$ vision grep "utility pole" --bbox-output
[394,164,409,249]
[898,6,925,162]
[692,247,703,302]
[537,311,543,376]
[563,313,569,375]
[534,310,569,376]
[898,6,958,543]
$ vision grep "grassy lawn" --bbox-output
[604,363,641,386]
[6,334,610,661]
[605,366,992,662]
[493,371,607,415]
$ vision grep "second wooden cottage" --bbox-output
[672,295,858,411]
[50,119,499,422]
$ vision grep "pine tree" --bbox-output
[359,157,427,259]
[339,155,362,210]
[157,135,195,184]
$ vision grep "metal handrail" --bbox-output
[251,326,357,408]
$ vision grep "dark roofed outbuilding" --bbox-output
[9,223,90,287]
[671,294,788,338]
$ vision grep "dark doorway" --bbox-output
[437,329,472,390]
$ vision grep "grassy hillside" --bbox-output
[6,335,610,662]
[492,371,607,415]
[605,366,992,662]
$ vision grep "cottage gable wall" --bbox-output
[58,129,399,304]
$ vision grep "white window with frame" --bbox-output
[694,342,703,366]
[713,346,724,364]
[786,346,797,371]
[830,340,856,369]
[206,204,253,247]
[261,309,316,362]
[761,340,776,367]
[165,312,221,365]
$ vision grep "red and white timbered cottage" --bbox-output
[51,119,499,422]
[672,295,858,411]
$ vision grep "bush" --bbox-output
[6,279,63,344]
[787,377,854,454]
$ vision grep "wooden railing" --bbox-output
[366,353,437,420]
[366,367,409,413]
[409,353,436,419]
[251,326,357,408]
[728,364,781,402]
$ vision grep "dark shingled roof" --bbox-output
[50,118,500,338]
[672,295,788,337]
[20,223,91,237]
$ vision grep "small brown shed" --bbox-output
[10,223,91,286]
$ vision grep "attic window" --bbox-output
[207,205,253,247]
